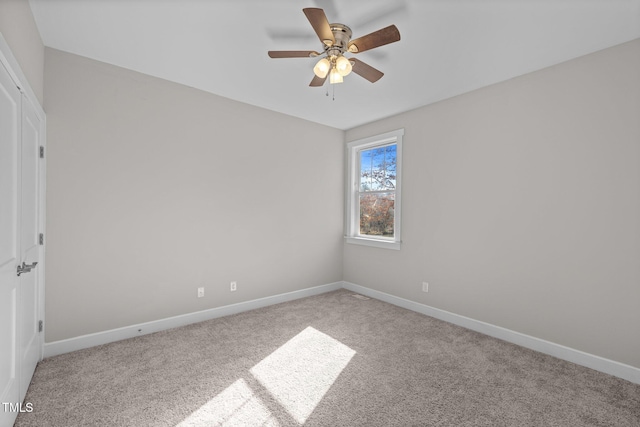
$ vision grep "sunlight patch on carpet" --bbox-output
[176,378,279,427]
[250,326,356,424]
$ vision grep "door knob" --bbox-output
[16,261,38,276]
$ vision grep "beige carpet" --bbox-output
[16,290,640,426]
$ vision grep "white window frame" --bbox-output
[345,129,403,250]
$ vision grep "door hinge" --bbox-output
[38,320,43,333]
[39,146,44,159]
[39,233,44,245]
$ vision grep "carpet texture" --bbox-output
[15,290,640,426]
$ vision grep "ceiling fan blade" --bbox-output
[348,25,401,53]
[350,58,384,83]
[309,74,327,87]
[303,8,335,46]
[268,51,320,58]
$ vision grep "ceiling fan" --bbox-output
[268,8,401,87]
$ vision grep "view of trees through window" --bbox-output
[359,144,397,237]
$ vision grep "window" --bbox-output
[345,129,403,250]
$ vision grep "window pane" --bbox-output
[359,144,396,192]
[359,192,394,237]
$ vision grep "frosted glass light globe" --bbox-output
[335,56,353,77]
[313,58,331,78]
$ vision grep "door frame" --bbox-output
[0,33,46,361]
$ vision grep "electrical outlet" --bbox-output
[230,281,237,292]
[197,287,205,298]
[422,282,429,292]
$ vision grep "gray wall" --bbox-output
[20,1,640,370]
[0,0,44,104]
[344,39,640,369]
[44,49,344,342]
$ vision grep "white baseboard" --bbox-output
[44,282,343,358]
[44,280,640,385]
[341,281,640,385]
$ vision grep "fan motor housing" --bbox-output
[328,23,352,54]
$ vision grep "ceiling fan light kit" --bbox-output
[268,8,400,87]
[313,54,352,81]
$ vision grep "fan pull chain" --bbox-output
[324,83,335,101]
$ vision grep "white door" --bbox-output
[0,62,21,427]
[0,55,44,426]
[19,95,42,401]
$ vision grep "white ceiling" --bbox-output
[29,0,640,130]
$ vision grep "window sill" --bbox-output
[344,236,401,250]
